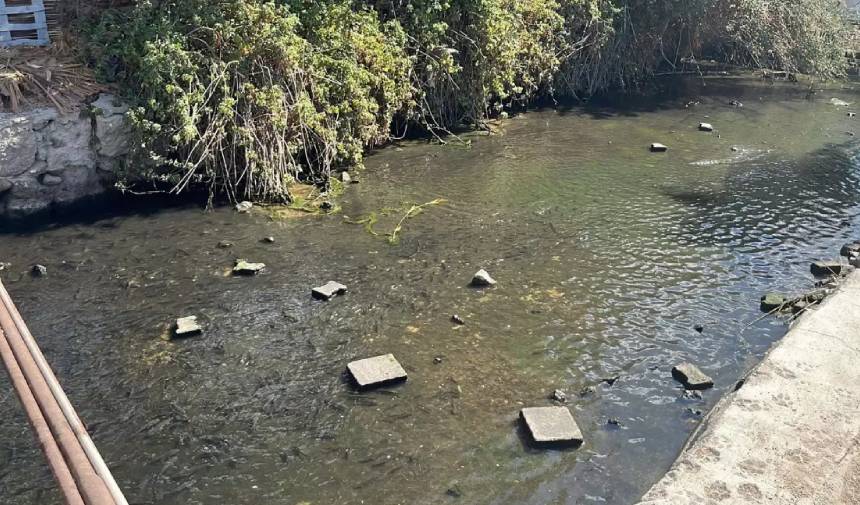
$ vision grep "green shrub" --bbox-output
[82,0,852,203]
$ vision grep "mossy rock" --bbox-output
[760,293,787,312]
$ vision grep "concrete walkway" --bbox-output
[637,271,860,504]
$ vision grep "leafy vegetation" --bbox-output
[82,0,852,203]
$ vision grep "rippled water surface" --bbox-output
[2,78,860,505]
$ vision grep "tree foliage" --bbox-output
[82,0,852,202]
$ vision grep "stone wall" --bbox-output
[0,94,130,219]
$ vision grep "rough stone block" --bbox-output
[672,363,714,390]
[312,281,347,300]
[810,261,844,276]
[470,269,496,287]
[174,316,202,337]
[520,406,583,445]
[233,259,265,275]
[347,354,407,388]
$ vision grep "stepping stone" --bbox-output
[233,259,265,275]
[760,293,786,312]
[650,143,668,152]
[174,316,202,338]
[347,354,407,388]
[698,122,714,132]
[312,281,347,300]
[470,269,496,287]
[520,406,583,445]
[672,363,714,390]
[810,261,844,276]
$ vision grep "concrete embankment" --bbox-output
[637,270,860,504]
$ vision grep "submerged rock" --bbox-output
[235,201,253,213]
[312,281,347,301]
[840,242,860,257]
[672,363,714,390]
[470,269,497,287]
[694,324,704,333]
[831,98,852,107]
[729,100,744,107]
[31,264,47,277]
[698,123,714,132]
[810,261,844,277]
[217,240,233,249]
[760,293,787,312]
[0,178,12,194]
[174,316,203,338]
[233,259,266,275]
[347,354,407,388]
[261,236,275,244]
[520,406,584,445]
[551,389,567,403]
[451,314,465,325]
[650,143,668,152]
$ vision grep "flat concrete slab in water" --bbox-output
[174,316,202,337]
[672,362,714,390]
[347,354,407,388]
[520,406,583,444]
[312,281,347,300]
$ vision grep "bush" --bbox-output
[82,0,852,203]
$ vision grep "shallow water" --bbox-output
[2,77,860,505]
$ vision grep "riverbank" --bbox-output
[637,269,860,504]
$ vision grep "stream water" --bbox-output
[2,77,860,505]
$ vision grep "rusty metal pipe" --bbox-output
[0,280,128,505]
[0,281,128,505]
[0,329,85,505]
[0,284,115,505]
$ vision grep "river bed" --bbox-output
[1,77,860,505]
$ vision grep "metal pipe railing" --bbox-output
[0,278,127,505]
[0,329,85,505]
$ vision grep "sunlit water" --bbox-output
[2,77,860,505]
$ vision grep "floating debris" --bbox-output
[470,269,497,287]
[233,259,266,275]
[341,171,352,184]
[312,281,347,301]
[830,98,851,107]
[671,363,714,390]
[347,354,407,388]
[174,316,202,338]
[520,406,584,445]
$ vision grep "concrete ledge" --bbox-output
[637,271,860,504]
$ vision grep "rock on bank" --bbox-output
[0,94,130,219]
[637,270,860,504]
